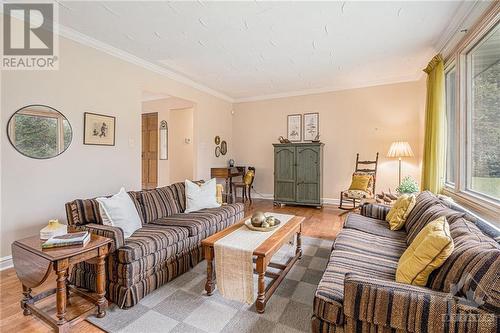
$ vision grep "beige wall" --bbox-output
[142,97,195,186]
[170,108,194,183]
[232,79,426,202]
[1,34,233,258]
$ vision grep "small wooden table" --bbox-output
[11,234,112,333]
[210,166,246,203]
[201,216,304,313]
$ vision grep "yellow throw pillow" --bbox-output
[216,184,224,205]
[385,194,416,230]
[243,170,254,185]
[348,174,372,191]
[396,216,454,286]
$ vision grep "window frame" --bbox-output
[444,61,457,188]
[443,5,500,220]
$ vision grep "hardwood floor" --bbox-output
[0,199,346,333]
[245,199,345,240]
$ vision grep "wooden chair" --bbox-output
[339,153,379,212]
[232,167,255,204]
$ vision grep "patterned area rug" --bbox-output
[87,236,333,333]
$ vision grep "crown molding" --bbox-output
[57,24,235,103]
[433,0,481,54]
[234,73,423,103]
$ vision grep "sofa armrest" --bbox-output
[72,223,125,252]
[343,273,497,333]
[360,203,390,220]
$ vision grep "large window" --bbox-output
[444,10,500,211]
[445,65,457,185]
[467,22,500,201]
[467,24,500,200]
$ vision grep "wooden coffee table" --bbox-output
[201,216,304,313]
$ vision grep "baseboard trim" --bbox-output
[250,192,341,206]
[323,198,341,205]
[0,255,13,271]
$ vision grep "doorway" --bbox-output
[141,112,158,189]
[169,107,194,183]
[141,91,195,188]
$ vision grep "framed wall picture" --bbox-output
[84,112,116,146]
[303,112,319,141]
[159,120,168,160]
[287,114,302,142]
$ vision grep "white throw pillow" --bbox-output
[184,179,221,213]
[96,188,142,238]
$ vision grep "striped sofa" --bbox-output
[65,182,244,308]
[312,191,499,333]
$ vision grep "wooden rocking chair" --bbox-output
[339,153,379,213]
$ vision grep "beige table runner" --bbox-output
[214,213,294,304]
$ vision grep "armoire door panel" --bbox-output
[296,146,320,203]
[274,146,296,202]
[296,183,319,203]
[296,147,319,182]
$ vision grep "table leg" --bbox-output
[205,247,216,296]
[229,177,234,203]
[225,179,230,203]
[65,268,71,305]
[296,232,302,259]
[256,257,266,313]
[96,254,107,318]
[55,266,67,325]
[21,285,32,315]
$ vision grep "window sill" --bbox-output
[441,188,500,226]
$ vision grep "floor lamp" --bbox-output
[387,141,414,185]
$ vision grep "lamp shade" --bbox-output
[387,141,414,158]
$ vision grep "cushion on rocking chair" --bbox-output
[343,189,374,199]
[349,174,372,191]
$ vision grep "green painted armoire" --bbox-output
[273,142,324,207]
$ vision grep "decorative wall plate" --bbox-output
[214,136,221,145]
[220,140,227,155]
[215,146,221,157]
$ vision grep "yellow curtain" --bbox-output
[421,54,446,193]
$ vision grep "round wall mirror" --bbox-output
[7,105,73,159]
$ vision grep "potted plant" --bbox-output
[396,176,419,195]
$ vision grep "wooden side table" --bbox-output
[11,234,112,333]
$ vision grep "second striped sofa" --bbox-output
[65,182,244,308]
[312,191,499,333]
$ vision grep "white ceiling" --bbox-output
[58,1,469,101]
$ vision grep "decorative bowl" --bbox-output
[250,211,267,227]
[245,218,281,232]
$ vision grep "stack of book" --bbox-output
[42,231,90,249]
